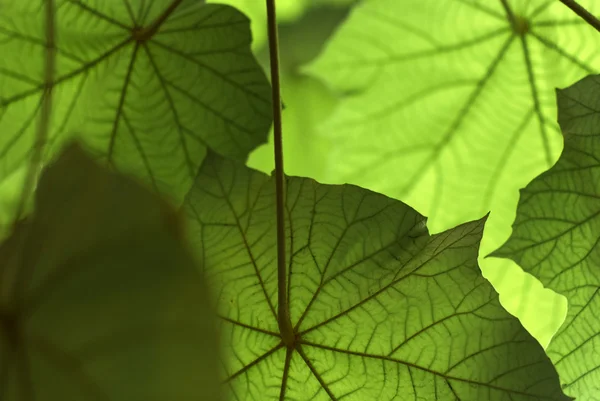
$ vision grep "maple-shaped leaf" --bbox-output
[305,0,600,348]
[0,0,272,202]
[493,74,600,401]
[182,151,569,401]
[306,0,600,232]
[0,143,222,401]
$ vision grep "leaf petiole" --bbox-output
[265,0,295,348]
[559,0,600,33]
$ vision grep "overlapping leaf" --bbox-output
[305,0,600,347]
[0,0,272,203]
[183,151,569,401]
[208,0,357,50]
[493,74,600,401]
[306,0,600,231]
[0,143,221,401]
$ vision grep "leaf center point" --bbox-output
[512,14,530,36]
[131,25,155,43]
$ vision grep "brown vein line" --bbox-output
[528,0,555,20]
[149,39,270,105]
[299,341,559,399]
[0,99,43,159]
[0,67,41,86]
[218,315,280,337]
[165,80,258,138]
[66,0,133,30]
[154,0,226,27]
[529,31,596,74]
[143,42,195,180]
[533,19,586,27]
[562,359,600,389]
[553,287,600,365]
[51,70,90,141]
[500,0,516,26]
[223,343,284,383]
[293,201,398,332]
[292,223,355,331]
[298,224,475,336]
[296,345,338,401]
[107,42,141,166]
[134,0,183,39]
[336,79,477,126]
[138,0,155,25]
[387,311,472,357]
[445,339,531,374]
[285,192,295,319]
[397,33,516,196]
[488,360,548,384]
[445,379,461,401]
[510,208,600,254]
[520,36,553,167]
[123,0,138,25]
[210,162,278,321]
[279,347,294,401]
[120,112,160,193]
[1,37,134,108]
[160,21,248,35]
[336,27,510,68]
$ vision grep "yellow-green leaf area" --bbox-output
[183,151,569,401]
[493,74,600,401]
[306,0,600,348]
[0,0,272,203]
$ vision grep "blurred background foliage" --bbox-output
[207,0,567,349]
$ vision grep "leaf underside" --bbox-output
[307,0,600,232]
[306,0,600,352]
[183,151,569,401]
[493,74,600,401]
[0,0,272,202]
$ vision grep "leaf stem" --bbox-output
[559,0,600,33]
[265,0,295,347]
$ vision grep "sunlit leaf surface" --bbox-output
[306,0,600,347]
[494,74,600,401]
[183,151,568,401]
[0,0,272,202]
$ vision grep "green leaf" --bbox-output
[492,74,600,401]
[0,0,272,202]
[305,0,600,230]
[0,143,221,400]
[305,0,597,349]
[248,73,337,179]
[183,151,569,400]
[207,0,357,50]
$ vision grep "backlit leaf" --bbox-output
[493,74,600,401]
[183,151,569,401]
[0,0,272,202]
[305,0,597,349]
